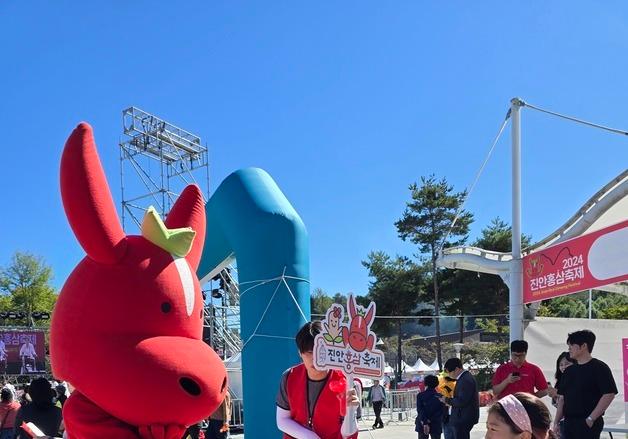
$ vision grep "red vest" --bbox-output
[284,364,358,439]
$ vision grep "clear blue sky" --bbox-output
[1,2,627,296]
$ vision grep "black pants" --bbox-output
[564,417,604,439]
[451,423,473,439]
[418,426,442,439]
[373,400,384,428]
[205,419,228,439]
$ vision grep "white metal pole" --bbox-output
[588,289,592,319]
[510,98,524,342]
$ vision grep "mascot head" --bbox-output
[50,123,227,426]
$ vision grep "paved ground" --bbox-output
[229,402,627,438]
[351,406,490,439]
[229,407,490,438]
[230,422,488,439]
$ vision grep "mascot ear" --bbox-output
[348,294,357,319]
[60,123,127,264]
[165,185,206,270]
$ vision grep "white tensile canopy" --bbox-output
[412,357,436,373]
[401,361,417,375]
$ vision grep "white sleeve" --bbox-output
[276,406,321,439]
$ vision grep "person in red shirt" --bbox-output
[491,340,548,399]
[0,388,20,439]
[275,321,360,439]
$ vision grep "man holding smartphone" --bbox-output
[491,340,548,399]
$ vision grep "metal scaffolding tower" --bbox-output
[119,107,210,230]
[203,267,242,360]
[118,107,241,362]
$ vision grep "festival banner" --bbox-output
[314,295,384,379]
[523,219,628,303]
[0,330,46,375]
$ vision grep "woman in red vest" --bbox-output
[276,321,359,439]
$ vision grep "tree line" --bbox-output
[1,175,626,356]
[0,252,57,327]
[311,175,628,383]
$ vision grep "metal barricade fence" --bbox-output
[360,388,419,425]
[230,398,244,429]
[229,389,418,432]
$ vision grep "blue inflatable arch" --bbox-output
[197,167,310,439]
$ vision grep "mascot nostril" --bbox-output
[221,376,227,393]
[179,377,202,396]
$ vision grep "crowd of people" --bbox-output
[275,323,619,439]
[416,329,618,439]
[0,378,64,439]
[0,325,617,439]
[0,378,233,439]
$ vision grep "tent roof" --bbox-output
[412,358,435,372]
[402,360,417,373]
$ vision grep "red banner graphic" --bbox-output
[0,330,46,375]
[523,219,628,303]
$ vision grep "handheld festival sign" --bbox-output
[314,294,384,379]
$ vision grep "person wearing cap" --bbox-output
[486,392,552,439]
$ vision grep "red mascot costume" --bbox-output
[50,123,227,439]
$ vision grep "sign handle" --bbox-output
[341,372,358,437]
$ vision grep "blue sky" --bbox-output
[1,2,627,297]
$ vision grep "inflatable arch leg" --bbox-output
[197,168,310,439]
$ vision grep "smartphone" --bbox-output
[512,372,520,377]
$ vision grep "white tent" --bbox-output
[384,363,395,374]
[428,359,440,371]
[412,358,435,373]
[401,361,417,376]
[224,353,242,399]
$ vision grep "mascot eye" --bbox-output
[161,302,172,313]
